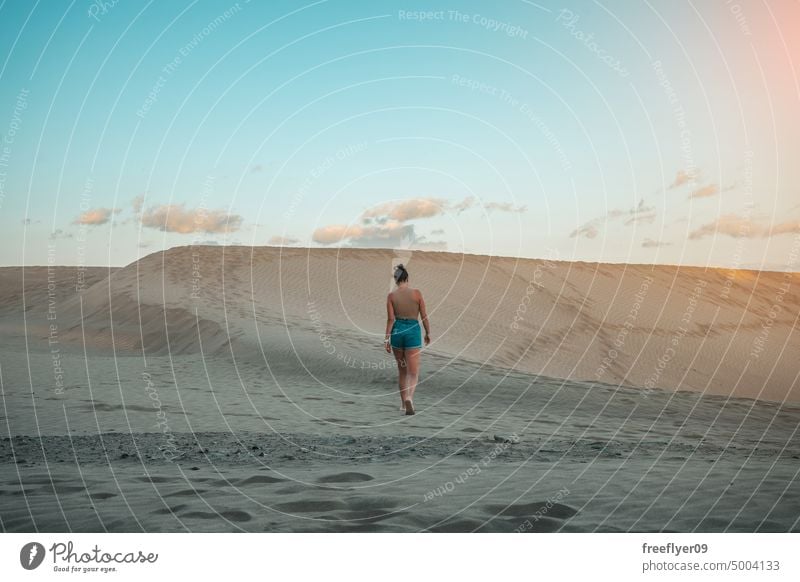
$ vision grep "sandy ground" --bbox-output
[0,246,798,532]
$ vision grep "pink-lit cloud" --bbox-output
[689,214,800,240]
[689,184,719,199]
[362,198,447,222]
[140,204,243,234]
[313,195,522,247]
[73,207,119,226]
[313,220,412,246]
[668,169,697,189]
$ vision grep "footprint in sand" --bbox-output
[46,484,89,495]
[342,495,403,510]
[135,475,174,484]
[234,475,286,486]
[180,510,252,522]
[151,504,188,515]
[316,472,374,484]
[273,499,348,513]
[89,492,116,500]
[483,501,578,520]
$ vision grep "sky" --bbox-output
[0,0,798,270]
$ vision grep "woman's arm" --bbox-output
[384,293,395,352]
[418,290,431,345]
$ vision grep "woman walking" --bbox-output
[384,264,431,415]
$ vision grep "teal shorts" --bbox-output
[390,318,422,350]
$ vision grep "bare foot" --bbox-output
[404,400,415,415]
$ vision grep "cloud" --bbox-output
[361,198,447,222]
[358,195,524,222]
[73,207,119,226]
[268,235,300,246]
[642,238,671,248]
[668,169,696,189]
[569,223,599,239]
[313,195,523,247]
[451,196,476,213]
[689,214,800,240]
[570,199,656,238]
[624,211,656,226]
[140,204,243,234]
[690,183,734,199]
[49,229,73,240]
[430,228,445,235]
[250,164,263,173]
[485,201,527,213]
[313,220,413,246]
[448,197,525,214]
[689,184,719,199]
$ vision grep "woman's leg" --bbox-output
[392,348,408,406]
[404,348,421,404]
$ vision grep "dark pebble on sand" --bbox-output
[282,454,296,460]
[190,466,200,471]
[120,453,130,459]
[15,458,26,464]
[251,445,259,450]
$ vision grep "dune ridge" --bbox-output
[1,245,798,402]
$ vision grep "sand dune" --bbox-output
[4,245,797,402]
[1,247,799,532]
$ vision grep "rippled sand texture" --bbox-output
[0,247,798,531]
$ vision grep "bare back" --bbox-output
[390,287,420,319]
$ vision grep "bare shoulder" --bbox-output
[413,288,424,299]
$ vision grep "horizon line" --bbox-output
[3,244,799,275]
